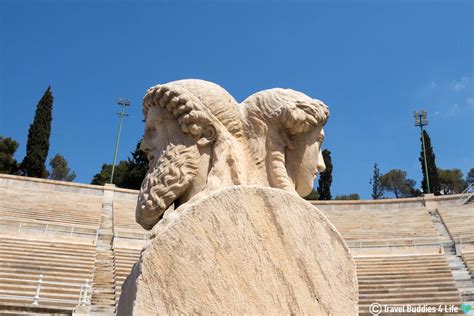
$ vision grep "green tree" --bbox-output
[380,169,419,198]
[19,86,54,178]
[91,140,149,189]
[410,187,423,197]
[121,140,149,190]
[369,163,383,200]
[419,130,441,195]
[48,154,76,181]
[438,168,467,195]
[91,161,128,186]
[466,168,474,185]
[335,193,360,200]
[317,149,332,200]
[0,136,19,174]
[304,188,319,200]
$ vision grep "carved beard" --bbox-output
[136,144,201,230]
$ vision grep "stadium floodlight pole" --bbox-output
[110,98,130,184]
[413,110,430,194]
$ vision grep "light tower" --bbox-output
[413,110,430,194]
[110,98,130,184]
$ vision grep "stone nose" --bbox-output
[317,150,326,173]
[140,135,152,153]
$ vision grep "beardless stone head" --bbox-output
[242,88,329,197]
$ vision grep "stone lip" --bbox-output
[118,185,358,316]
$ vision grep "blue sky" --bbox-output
[1,1,473,199]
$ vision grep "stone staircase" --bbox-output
[114,247,142,304]
[466,195,474,205]
[429,209,474,310]
[428,209,454,252]
[90,196,117,315]
[447,252,474,309]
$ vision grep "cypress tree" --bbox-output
[20,86,54,178]
[317,149,333,200]
[419,130,441,195]
[370,163,384,199]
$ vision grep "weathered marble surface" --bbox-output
[136,79,329,230]
[117,186,358,315]
[117,79,357,315]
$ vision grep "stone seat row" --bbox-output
[355,254,461,315]
[113,199,147,233]
[0,187,102,227]
[322,208,439,241]
[0,206,98,226]
[437,204,474,240]
[109,250,463,314]
[0,237,96,313]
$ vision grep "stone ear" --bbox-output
[197,125,217,146]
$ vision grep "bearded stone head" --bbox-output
[137,79,251,230]
[242,88,329,197]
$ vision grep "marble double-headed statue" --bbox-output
[136,79,329,230]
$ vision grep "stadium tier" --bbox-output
[356,254,462,315]
[0,186,102,228]
[438,204,474,240]
[0,236,95,313]
[113,198,149,238]
[0,174,472,315]
[322,208,439,241]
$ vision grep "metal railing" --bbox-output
[0,218,99,243]
[458,183,474,205]
[453,233,474,248]
[346,236,444,249]
[78,279,91,306]
[0,275,91,308]
[113,229,151,241]
[112,230,151,248]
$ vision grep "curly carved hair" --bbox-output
[243,88,329,136]
[142,79,244,143]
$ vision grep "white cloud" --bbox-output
[466,97,474,107]
[450,76,470,92]
[417,76,473,118]
[426,81,437,89]
[448,103,460,116]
